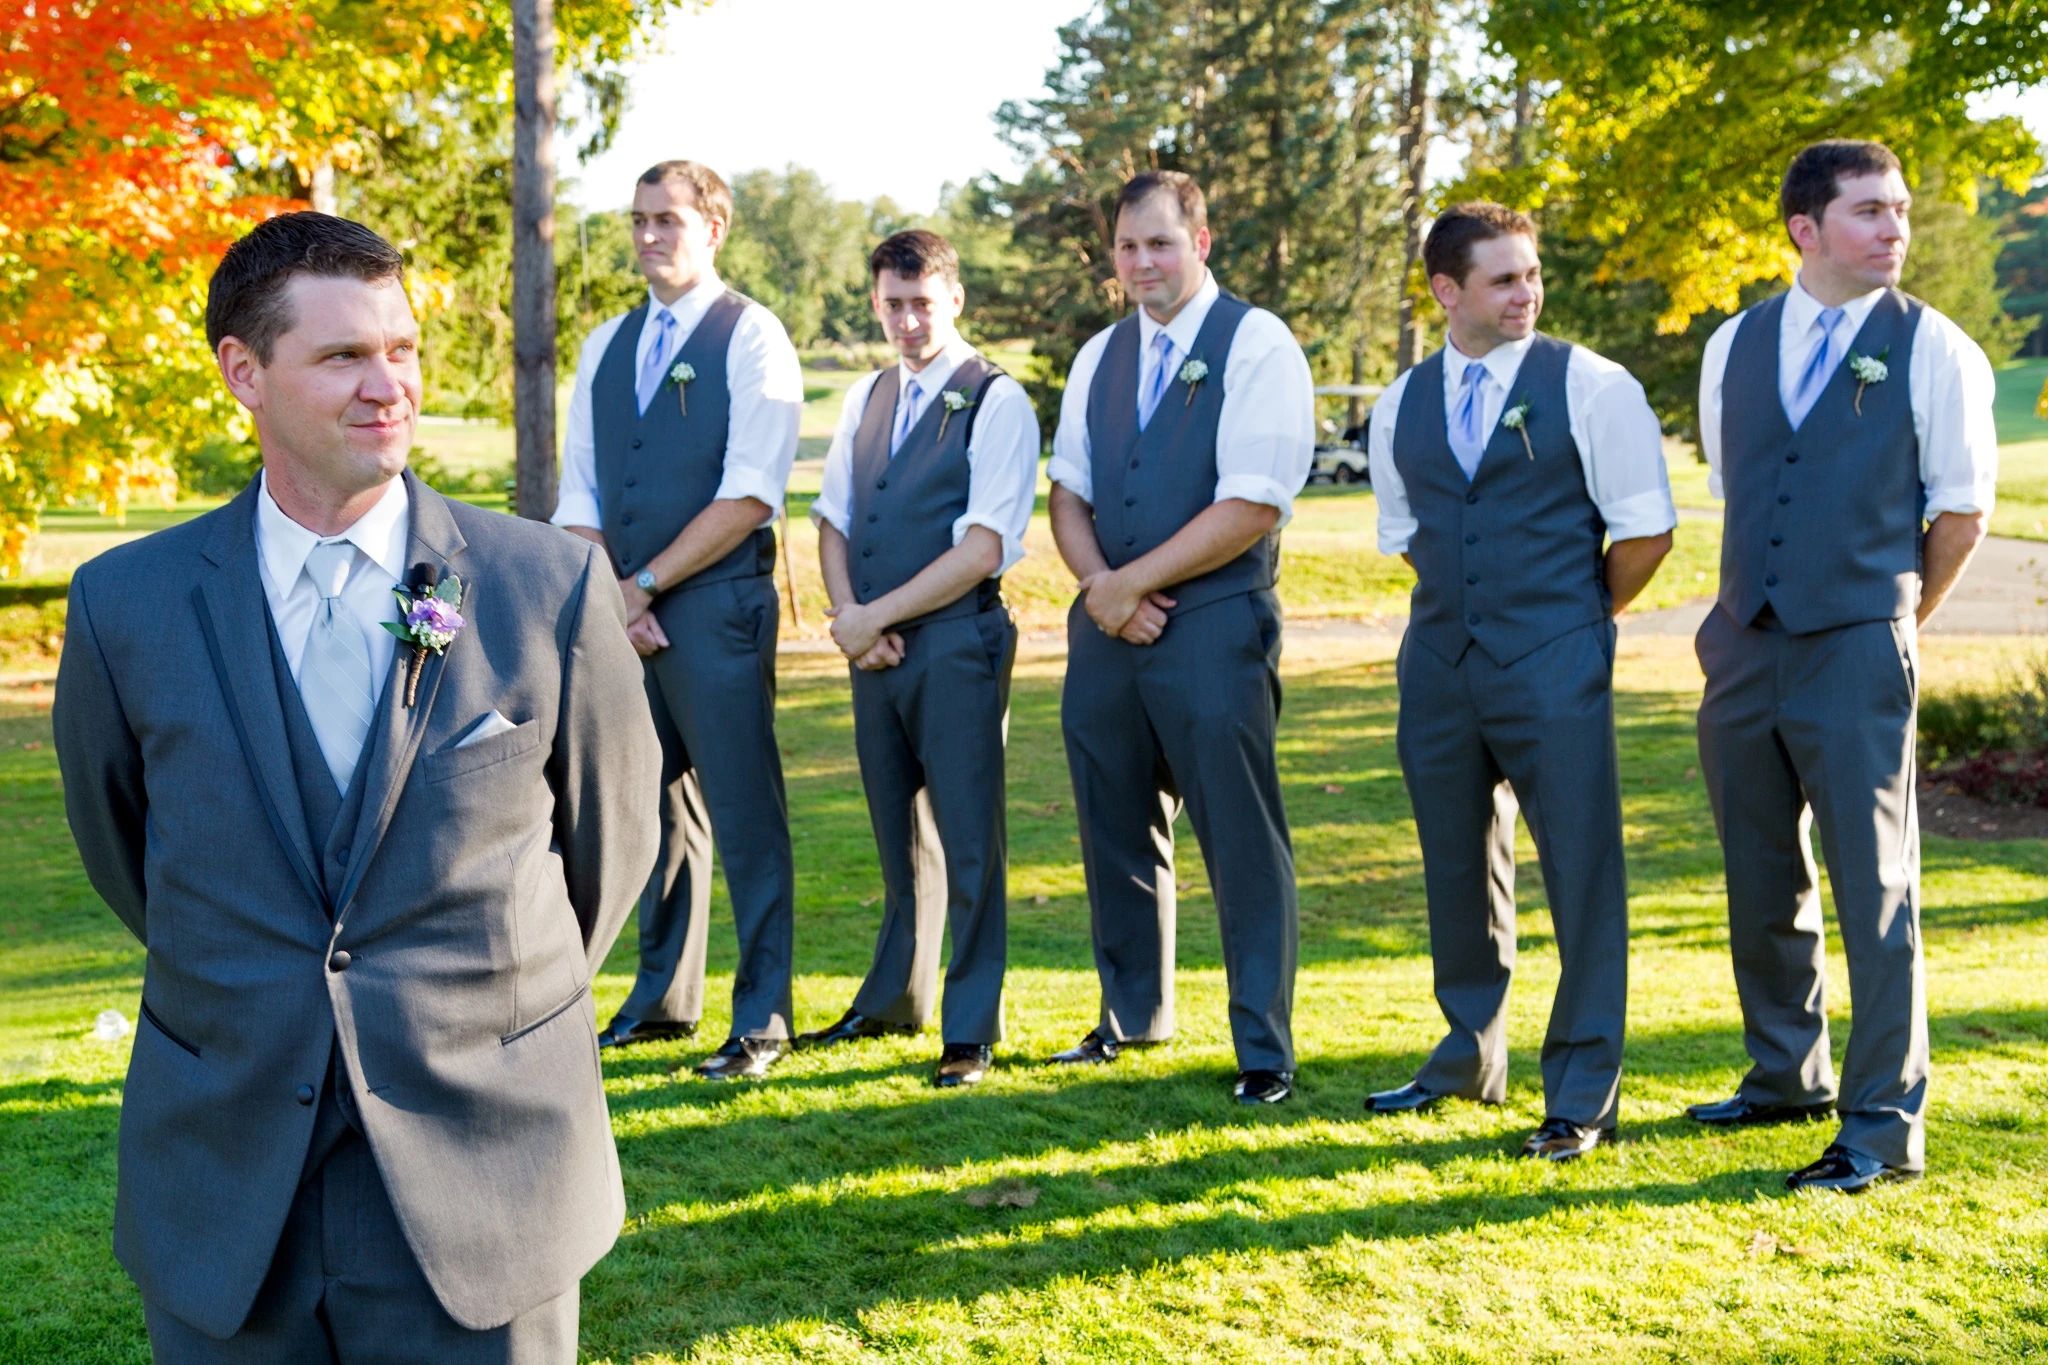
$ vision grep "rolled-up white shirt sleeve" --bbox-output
[1366,370,1417,554]
[1567,348,1678,542]
[1914,310,1999,520]
[1213,309,1314,525]
[809,373,877,539]
[1048,328,1112,505]
[957,374,1042,575]
[550,319,623,530]
[1697,315,1741,502]
[713,305,803,518]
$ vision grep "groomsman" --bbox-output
[554,160,805,1080]
[1047,170,1314,1105]
[802,230,1040,1087]
[1364,201,1677,1160]
[1692,140,1996,1190]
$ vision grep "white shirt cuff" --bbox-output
[1047,456,1093,505]
[1597,490,1679,544]
[1924,484,1994,521]
[550,488,603,531]
[953,512,1027,576]
[1214,473,1296,527]
[713,467,789,525]
[809,497,851,537]
[1376,515,1417,556]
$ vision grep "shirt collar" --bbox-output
[1786,274,1884,339]
[1137,270,1221,361]
[1443,333,1533,391]
[256,470,411,599]
[898,335,976,398]
[645,269,726,337]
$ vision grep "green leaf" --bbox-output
[433,574,463,606]
[380,621,413,641]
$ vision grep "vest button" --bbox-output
[1786,453,1799,464]
[860,582,872,593]
[1778,494,1790,505]
[1124,536,1137,546]
[861,548,873,558]
[1466,574,1478,585]
[296,1084,315,1106]
[1770,535,1783,547]
[625,477,638,489]
[1466,613,1480,625]
[1129,460,1140,470]
[867,514,878,523]
[1464,533,1477,545]
[1765,574,1780,587]
[631,438,644,450]
[1466,493,1479,506]
[329,950,351,973]
[877,479,888,490]
[620,513,634,526]
[1124,497,1136,507]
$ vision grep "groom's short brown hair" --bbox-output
[1780,140,1904,233]
[1424,202,1537,287]
[205,212,406,363]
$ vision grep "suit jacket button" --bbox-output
[631,438,644,450]
[329,950,351,972]
[1765,573,1780,587]
[1466,612,1481,625]
[296,1084,315,1106]
[877,479,888,490]
[1466,493,1479,505]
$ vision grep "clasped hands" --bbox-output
[827,601,906,671]
[1079,567,1176,645]
[619,578,669,658]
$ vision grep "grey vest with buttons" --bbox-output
[1718,289,1925,634]
[1393,334,1607,667]
[592,294,776,587]
[846,356,1004,626]
[268,620,367,909]
[1084,293,1276,616]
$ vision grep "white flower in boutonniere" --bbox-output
[1178,356,1210,407]
[669,360,697,417]
[937,387,974,442]
[382,575,466,707]
[1847,349,1888,416]
[1500,396,1534,459]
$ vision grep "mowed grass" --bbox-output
[2,633,2045,1362]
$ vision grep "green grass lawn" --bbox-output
[2,633,2045,1362]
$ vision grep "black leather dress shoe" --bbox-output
[1685,1093,1834,1127]
[1785,1143,1920,1193]
[796,1008,919,1049]
[1048,1030,1121,1065]
[693,1036,787,1081]
[597,1015,698,1050]
[1362,1081,1450,1115]
[1518,1117,1616,1161]
[933,1044,993,1088]
[1234,1069,1294,1104]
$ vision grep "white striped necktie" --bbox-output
[298,540,375,795]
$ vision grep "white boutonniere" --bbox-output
[1178,357,1210,407]
[937,387,974,442]
[1500,396,1534,459]
[669,360,696,416]
[1847,350,1888,416]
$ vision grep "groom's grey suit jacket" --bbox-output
[53,471,661,1337]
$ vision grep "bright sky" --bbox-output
[569,1,2048,216]
[568,0,1089,212]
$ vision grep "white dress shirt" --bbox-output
[1049,272,1314,524]
[553,271,804,532]
[256,471,409,706]
[1698,276,1998,519]
[809,337,1042,575]
[1367,336,1679,555]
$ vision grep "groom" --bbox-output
[55,212,660,1358]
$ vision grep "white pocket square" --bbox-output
[455,711,519,749]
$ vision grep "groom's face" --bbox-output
[229,274,421,500]
[1433,231,1543,354]
[1794,169,1911,294]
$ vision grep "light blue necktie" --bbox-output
[1138,332,1175,430]
[635,309,676,416]
[1448,360,1489,479]
[891,377,923,457]
[298,540,374,795]
[1786,306,1846,430]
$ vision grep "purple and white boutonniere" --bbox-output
[383,575,465,707]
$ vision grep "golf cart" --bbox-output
[1309,383,1381,485]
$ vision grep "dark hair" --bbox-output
[869,229,960,285]
[1780,139,1903,231]
[638,159,734,235]
[1114,170,1209,237]
[204,212,406,363]
[1423,202,1537,286]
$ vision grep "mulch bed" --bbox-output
[1920,770,2048,842]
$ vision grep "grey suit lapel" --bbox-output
[331,470,467,921]
[194,482,327,910]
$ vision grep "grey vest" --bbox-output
[267,621,369,907]
[1084,292,1276,616]
[1393,334,1607,667]
[1718,289,1925,634]
[846,355,1005,626]
[592,293,776,588]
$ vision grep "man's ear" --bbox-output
[1786,211,1821,255]
[1427,272,1460,312]
[216,337,264,412]
[706,214,729,254]
[1193,225,1212,263]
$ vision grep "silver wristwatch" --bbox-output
[634,569,658,595]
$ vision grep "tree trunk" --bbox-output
[309,158,337,214]
[1509,73,1533,169]
[511,0,559,522]
[1394,16,1432,374]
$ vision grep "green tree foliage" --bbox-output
[717,167,875,348]
[1988,176,2048,358]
